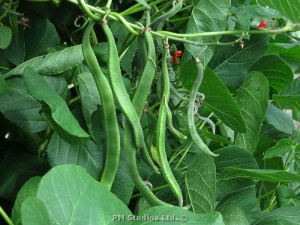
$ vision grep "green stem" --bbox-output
[262,202,276,214]
[0,207,14,225]
[0,0,12,21]
[69,95,81,105]
[131,184,170,199]
[168,16,189,23]
[110,12,139,35]
[78,0,101,21]
[155,21,296,38]
[257,188,275,201]
[120,0,164,16]
[65,0,300,44]
[147,101,161,112]
[105,0,112,9]
[175,142,192,170]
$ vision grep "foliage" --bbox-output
[1,0,300,224]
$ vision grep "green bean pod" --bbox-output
[150,0,183,29]
[156,45,183,207]
[124,30,169,206]
[170,83,189,101]
[187,60,218,157]
[82,20,120,190]
[196,114,216,134]
[101,22,144,150]
[166,104,187,140]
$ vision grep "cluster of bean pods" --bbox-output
[80,0,217,207]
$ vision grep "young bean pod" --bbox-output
[187,59,218,157]
[150,0,183,30]
[156,44,183,207]
[82,20,120,190]
[101,21,144,150]
[166,104,187,140]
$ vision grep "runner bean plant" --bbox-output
[1,0,300,224]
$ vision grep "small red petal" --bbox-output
[257,20,267,29]
[175,50,182,57]
[173,55,178,64]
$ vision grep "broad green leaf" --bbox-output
[21,197,51,225]
[204,132,233,145]
[121,41,139,76]
[257,0,300,23]
[134,197,151,215]
[217,187,261,224]
[216,179,255,204]
[214,146,259,173]
[36,165,132,225]
[185,154,216,214]
[47,132,103,180]
[0,75,69,133]
[0,74,9,93]
[220,204,249,225]
[267,42,300,72]
[253,206,300,225]
[209,35,269,87]
[250,54,294,92]
[11,177,41,225]
[264,138,293,159]
[111,145,134,205]
[279,46,300,72]
[276,185,300,207]
[4,45,83,79]
[232,5,284,20]
[273,77,300,103]
[182,63,246,132]
[0,76,68,133]
[0,26,12,49]
[185,0,230,66]
[132,206,225,225]
[294,145,300,173]
[201,68,246,132]
[235,72,269,153]
[24,14,59,60]
[222,167,300,183]
[265,104,294,134]
[23,68,89,145]
[214,146,258,199]
[43,75,70,101]
[3,27,25,65]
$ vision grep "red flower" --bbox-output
[172,50,182,64]
[257,20,267,29]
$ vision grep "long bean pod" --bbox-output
[187,59,218,157]
[82,20,120,190]
[102,21,144,150]
[124,29,170,206]
[156,44,183,207]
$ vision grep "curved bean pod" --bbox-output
[102,22,144,150]
[82,20,120,190]
[196,114,216,134]
[150,0,183,29]
[187,59,218,157]
[156,44,183,207]
[166,104,187,140]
